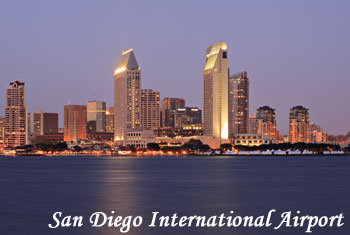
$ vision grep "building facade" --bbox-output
[161,97,185,127]
[228,71,249,136]
[87,101,106,133]
[0,116,4,147]
[256,106,278,141]
[203,41,229,139]
[64,105,87,142]
[248,114,257,134]
[28,111,59,142]
[232,133,270,147]
[141,89,160,129]
[174,107,202,128]
[289,106,310,143]
[4,81,28,147]
[114,49,141,145]
[106,106,114,133]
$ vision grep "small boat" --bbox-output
[249,151,261,155]
[238,151,249,155]
[288,149,301,155]
[303,150,314,155]
[332,150,344,155]
[274,149,286,155]
[225,150,236,156]
[323,151,331,155]
[261,150,273,155]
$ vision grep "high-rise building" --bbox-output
[106,106,114,133]
[248,114,257,134]
[64,105,87,142]
[256,106,278,141]
[28,111,59,142]
[309,122,328,143]
[161,97,185,127]
[141,89,160,129]
[4,81,28,147]
[289,106,310,143]
[174,107,202,128]
[228,71,249,136]
[0,116,4,146]
[87,101,106,133]
[114,48,141,144]
[203,41,229,139]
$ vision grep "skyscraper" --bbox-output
[64,105,87,142]
[86,101,106,133]
[0,116,4,147]
[256,106,278,141]
[289,106,310,143]
[161,97,185,127]
[114,49,141,144]
[228,71,249,136]
[203,41,229,139]
[5,81,28,147]
[141,89,160,129]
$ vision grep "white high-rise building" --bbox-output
[5,81,28,147]
[203,41,229,139]
[114,49,141,145]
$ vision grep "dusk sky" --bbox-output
[0,0,349,134]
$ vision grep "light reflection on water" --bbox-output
[0,156,349,235]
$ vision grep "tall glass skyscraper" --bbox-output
[203,41,229,139]
[228,71,249,136]
[114,49,141,145]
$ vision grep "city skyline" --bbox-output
[0,1,349,135]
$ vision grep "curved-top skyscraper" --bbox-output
[203,41,229,140]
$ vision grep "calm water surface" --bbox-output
[0,156,349,235]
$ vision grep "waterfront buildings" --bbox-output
[0,116,4,146]
[232,133,270,147]
[4,81,28,147]
[141,89,160,129]
[105,106,114,133]
[289,106,310,143]
[114,48,141,145]
[174,107,202,128]
[248,114,257,134]
[161,97,185,127]
[64,105,87,142]
[28,111,59,143]
[86,101,106,133]
[228,71,249,136]
[256,106,278,141]
[203,41,229,139]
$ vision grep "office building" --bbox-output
[256,106,278,141]
[174,107,202,128]
[289,106,310,143]
[114,49,141,144]
[64,105,87,142]
[106,106,114,133]
[203,41,229,139]
[4,81,28,147]
[228,71,249,136]
[87,101,106,133]
[0,116,4,146]
[161,97,185,127]
[141,89,160,129]
[248,114,257,134]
